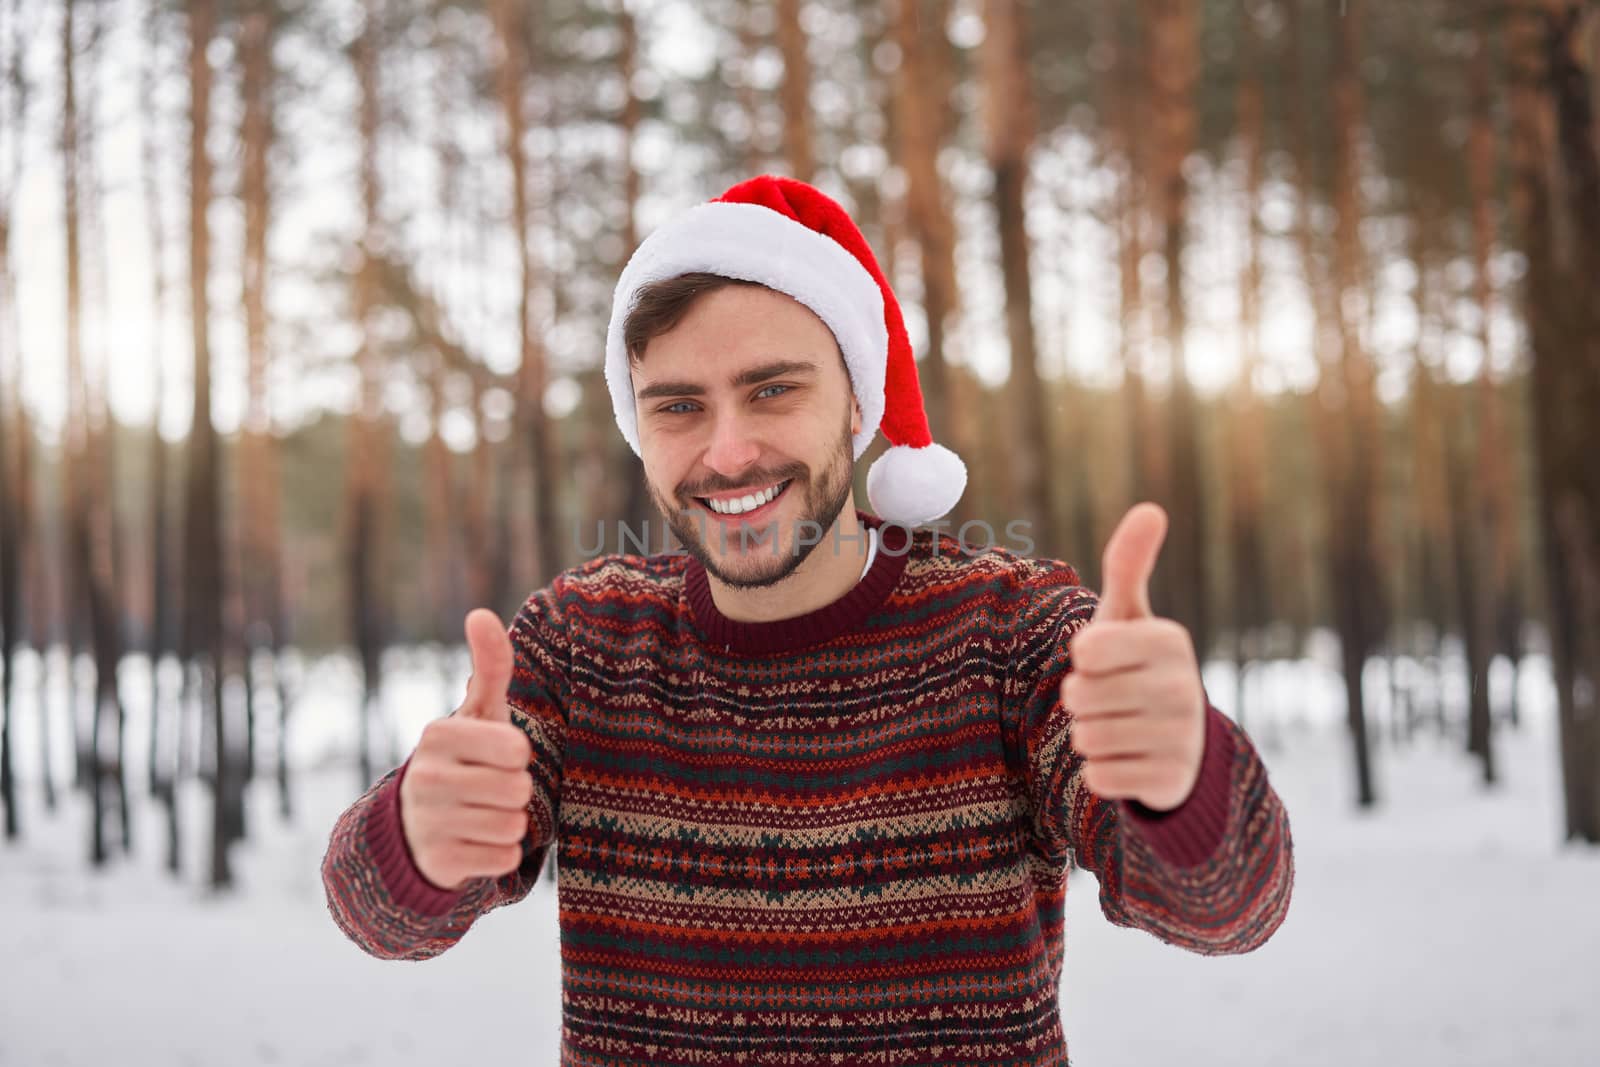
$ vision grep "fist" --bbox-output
[1063,503,1207,812]
[400,608,535,891]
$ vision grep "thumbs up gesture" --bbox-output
[399,609,535,891]
[1061,503,1207,812]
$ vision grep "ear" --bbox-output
[850,395,863,437]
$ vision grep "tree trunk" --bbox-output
[1406,225,1455,733]
[1508,0,1600,843]
[490,0,560,587]
[347,0,387,792]
[184,0,233,887]
[238,1,284,809]
[0,305,14,844]
[62,0,126,865]
[891,0,962,464]
[138,0,180,869]
[0,0,25,842]
[735,0,768,176]
[1286,0,1378,806]
[1328,0,1384,807]
[776,0,815,183]
[1138,0,1208,661]
[1468,4,1527,735]
[981,0,1053,547]
[1226,0,1271,734]
[612,8,652,538]
[1097,0,1157,517]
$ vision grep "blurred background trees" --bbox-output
[0,0,1597,887]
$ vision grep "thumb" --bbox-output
[1096,502,1167,621]
[461,608,514,722]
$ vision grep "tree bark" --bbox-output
[1468,3,1527,736]
[891,0,963,462]
[981,0,1053,546]
[1508,0,1600,843]
[1097,0,1159,523]
[0,0,26,842]
[612,7,652,538]
[139,0,180,869]
[1137,0,1208,661]
[347,0,387,792]
[184,0,234,887]
[237,0,281,804]
[1225,0,1272,735]
[490,0,561,587]
[62,0,128,865]
[776,0,815,183]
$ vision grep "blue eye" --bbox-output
[662,402,698,414]
[756,384,790,400]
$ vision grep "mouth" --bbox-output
[692,478,794,523]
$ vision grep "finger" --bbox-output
[1068,714,1169,760]
[430,718,533,771]
[447,805,531,847]
[1068,618,1181,677]
[1095,503,1167,622]
[1080,755,1166,800]
[462,608,515,722]
[409,762,533,811]
[437,841,524,883]
[1061,659,1184,716]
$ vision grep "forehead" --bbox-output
[630,286,846,389]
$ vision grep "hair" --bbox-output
[622,272,761,365]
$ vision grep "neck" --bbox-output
[706,496,871,623]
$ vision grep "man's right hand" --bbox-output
[399,608,535,891]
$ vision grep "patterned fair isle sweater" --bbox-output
[323,511,1294,1066]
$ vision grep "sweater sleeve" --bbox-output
[321,578,573,960]
[999,557,1294,956]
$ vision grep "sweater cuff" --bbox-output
[363,757,466,917]
[1120,704,1236,869]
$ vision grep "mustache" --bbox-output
[678,462,808,499]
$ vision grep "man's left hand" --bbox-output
[1062,502,1207,813]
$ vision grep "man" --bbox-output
[323,176,1293,1065]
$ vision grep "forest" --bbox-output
[0,0,1598,898]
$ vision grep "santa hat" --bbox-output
[603,174,967,527]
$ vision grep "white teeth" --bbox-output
[706,481,787,515]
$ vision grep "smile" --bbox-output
[695,479,793,517]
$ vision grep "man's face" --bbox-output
[631,285,863,589]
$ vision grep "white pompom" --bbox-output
[865,443,967,527]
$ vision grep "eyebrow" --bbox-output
[634,359,819,402]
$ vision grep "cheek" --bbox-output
[637,438,675,492]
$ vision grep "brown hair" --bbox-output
[622,272,760,364]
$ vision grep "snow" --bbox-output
[2,642,1597,1066]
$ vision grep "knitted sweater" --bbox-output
[322,512,1294,1066]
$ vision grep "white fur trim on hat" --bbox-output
[604,201,887,461]
[865,443,968,527]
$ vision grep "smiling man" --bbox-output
[323,176,1294,1066]
[629,277,865,605]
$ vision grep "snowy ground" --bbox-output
[1,642,1598,1066]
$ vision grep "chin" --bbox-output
[698,518,813,589]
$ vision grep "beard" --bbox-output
[648,411,856,590]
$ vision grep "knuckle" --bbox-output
[501,810,529,839]
[498,724,533,756]
[407,761,442,789]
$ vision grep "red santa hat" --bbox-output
[603,174,967,527]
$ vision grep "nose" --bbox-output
[701,408,761,478]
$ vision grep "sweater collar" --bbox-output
[684,510,910,655]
